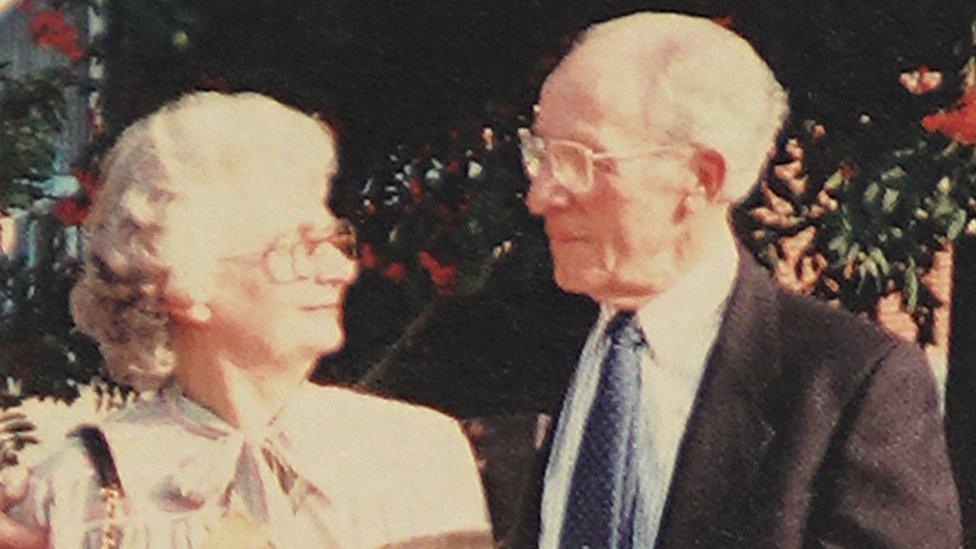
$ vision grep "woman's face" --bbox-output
[165,172,358,367]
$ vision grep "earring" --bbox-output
[187,303,212,323]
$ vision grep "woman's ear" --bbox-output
[161,274,214,326]
[163,294,212,325]
[691,148,727,201]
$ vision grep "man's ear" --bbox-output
[691,148,726,201]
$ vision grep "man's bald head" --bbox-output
[540,12,788,200]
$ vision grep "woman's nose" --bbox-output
[312,249,358,285]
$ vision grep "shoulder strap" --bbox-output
[74,425,125,496]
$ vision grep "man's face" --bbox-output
[525,65,700,308]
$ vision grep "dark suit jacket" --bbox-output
[505,252,962,548]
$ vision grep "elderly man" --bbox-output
[507,12,961,549]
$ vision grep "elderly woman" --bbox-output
[6,92,491,548]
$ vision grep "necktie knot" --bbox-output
[605,312,646,350]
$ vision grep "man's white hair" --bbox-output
[561,12,788,200]
[70,91,337,390]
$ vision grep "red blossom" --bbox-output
[72,169,98,202]
[838,163,856,181]
[418,251,458,295]
[444,160,460,175]
[922,85,976,146]
[418,251,437,272]
[899,66,943,96]
[51,199,87,226]
[360,243,378,270]
[382,262,407,283]
[29,10,83,62]
[408,179,423,203]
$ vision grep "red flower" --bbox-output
[444,160,460,176]
[418,251,458,295]
[29,10,83,62]
[922,85,976,146]
[408,179,423,203]
[72,169,98,202]
[51,199,87,226]
[360,243,378,270]
[382,262,407,283]
[900,66,943,96]
[838,163,856,181]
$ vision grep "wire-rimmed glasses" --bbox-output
[517,127,687,194]
[220,218,359,284]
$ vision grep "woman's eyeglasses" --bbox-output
[221,218,359,284]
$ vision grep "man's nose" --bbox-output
[525,173,573,215]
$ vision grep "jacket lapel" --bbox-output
[655,252,783,548]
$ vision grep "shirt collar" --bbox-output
[598,229,738,367]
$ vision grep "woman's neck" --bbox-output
[171,333,312,430]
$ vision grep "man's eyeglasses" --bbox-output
[517,127,686,194]
[220,219,359,284]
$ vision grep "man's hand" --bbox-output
[0,467,46,549]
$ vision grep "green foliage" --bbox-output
[740,47,976,343]
[335,114,546,305]
[0,218,104,405]
[0,69,75,211]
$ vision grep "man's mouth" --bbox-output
[550,232,588,243]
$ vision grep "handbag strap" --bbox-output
[74,425,124,495]
[74,425,124,549]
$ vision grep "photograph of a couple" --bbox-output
[0,1,974,547]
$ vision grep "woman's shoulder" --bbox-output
[289,384,492,543]
[292,383,463,436]
[285,383,479,483]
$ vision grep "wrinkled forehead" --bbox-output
[159,165,335,262]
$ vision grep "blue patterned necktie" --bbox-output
[561,311,646,548]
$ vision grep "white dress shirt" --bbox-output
[14,383,492,548]
[540,233,739,548]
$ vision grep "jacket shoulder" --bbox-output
[773,289,932,410]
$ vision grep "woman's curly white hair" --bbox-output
[70,91,337,391]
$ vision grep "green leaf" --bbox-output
[881,189,900,214]
[862,182,881,205]
[827,234,849,256]
[947,208,968,241]
[903,258,919,312]
[880,166,907,183]
[823,171,845,192]
[932,195,957,219]
[869,247,890,276]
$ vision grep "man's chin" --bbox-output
[554,268,660,308]
[553,267,613,301]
